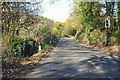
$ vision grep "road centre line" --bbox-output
[91,63,100,69]
[108,76,114,80]
[88,61,100,69]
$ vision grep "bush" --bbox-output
[78,33,85,43]
[24,37,38,57]
[63,34,70,37]
[2,34,14,59]
[3,27,58,59]
[38,27,58,47]
[69,28,77,36]
[115,30,120,44]
[44,44,51,50]
[110,30,120,45]
[110,37,118,45]
[38,28,51,46]
[51,34,58,46]
[11,36,25,57]
[10,36,38,57]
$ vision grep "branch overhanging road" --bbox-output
[25,38,119,79]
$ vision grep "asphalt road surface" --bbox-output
[25,38,119,79]
[0,43,2,79]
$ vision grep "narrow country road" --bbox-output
[25,38,119,79]
[0,44,2,79]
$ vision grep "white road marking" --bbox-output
[91,63,100,69]
[45,63,53,78]
[88,61,100,69]
[108,76,114,80]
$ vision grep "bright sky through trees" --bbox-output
[39,0,73,22]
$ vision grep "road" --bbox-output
[0,43,2,79]
[0,33,2,79]
[25,38,119,79]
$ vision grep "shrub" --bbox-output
[2,34,13,59]
[63,34,70,37]
[38,27,58,47]
[110,37,118,45]
[24,37,38,57]
[25,37,34,46]
[78,33,85,43]
[38,28,51,46]
[115,30,120,44]
[110,30,120,45]
[44,44,51,50]
[10,36,38,57]
[51,34,58,46]
[11,36,25,57]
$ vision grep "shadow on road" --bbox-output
[26,54,119,79]
[44,55,119,78]
[25,38,119,79]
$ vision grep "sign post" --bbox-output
[105,17,110,28]
[105,17,110,46]
[39,43,41,53]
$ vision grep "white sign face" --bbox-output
[39,44,41,53]
[105,17,110,28]
[39,46,41,50]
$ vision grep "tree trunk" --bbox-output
[118,2,120,31]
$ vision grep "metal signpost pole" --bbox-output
[105,17,110,47]
[106,28,109,46]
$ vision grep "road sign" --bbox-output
[105,17,110,28]
[39,43,41,53]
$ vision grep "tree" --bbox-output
[53,22,64,38]
[71,2,103,33]
[118,1,120,31]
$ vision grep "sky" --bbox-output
[39,0,73,22]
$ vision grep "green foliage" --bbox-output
[78,33,85,43]
[115,31,120,40]
[2,2,56,61]
[6,27,58,58]
[70,1,119,47]
[8,36,38,57]
[38,28,57,46]
[51,34,58,45]
[110,37,118,44]
[76,29,107,46]
[63,34,70,37]
[110,30,120,45]
[40,34,58,53]
[53,22,64,38]
[11,36,25,56]
[2,34,14,59]
[53,18,78,38]
[38,27,58,46]
[24,37,38,57]
[41,44,52,53]
[44,44,51,50]
[80,3,103,33]
[25,37,34,46]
